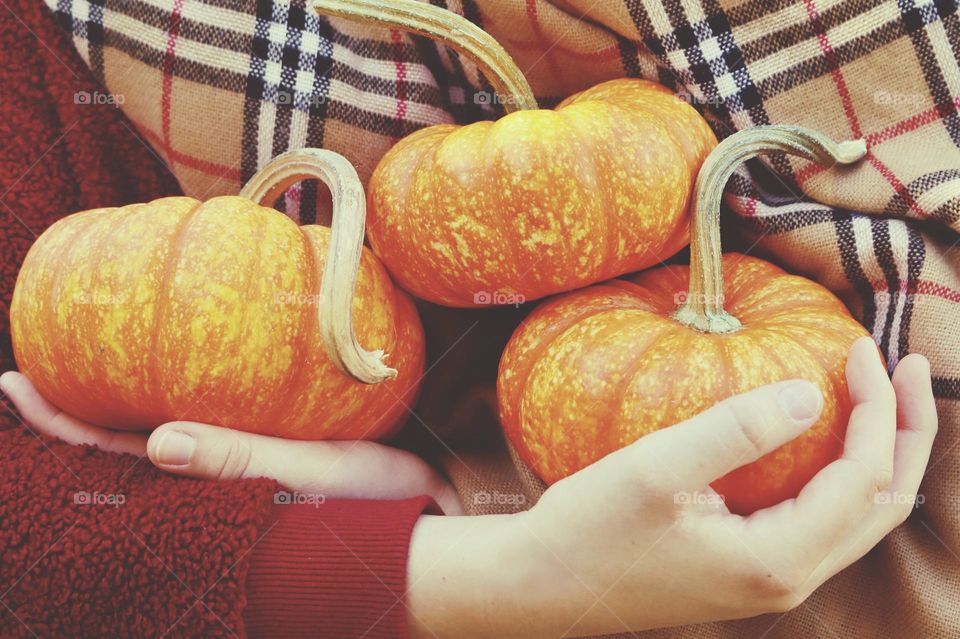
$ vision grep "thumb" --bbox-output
[148,421,270,481]
[618,379,824,493]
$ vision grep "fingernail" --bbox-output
[156,430,195,466]
[778,381,823,422]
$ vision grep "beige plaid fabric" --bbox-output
[47,0,960,636]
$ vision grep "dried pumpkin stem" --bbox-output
[239,148,397,384]
[673,125,867,334]
[314,0,537,112]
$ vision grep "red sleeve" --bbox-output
[244,497,437,639]
[0,426,276,637]
[0,425,438,638]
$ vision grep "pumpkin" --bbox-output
[497,126,871,515]
[10,149,424,440]
[315,0,717,307]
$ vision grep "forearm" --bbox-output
[406,512,595,639]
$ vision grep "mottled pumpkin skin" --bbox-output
[10,196,425,440]
[498,254,870,514]
[368,79,717,307]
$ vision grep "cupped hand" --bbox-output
[406,337,938,637]
[0,371,462,515]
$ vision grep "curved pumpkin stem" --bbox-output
[239,148,397,384]
[313,0,537,113]
[672,125,867,334]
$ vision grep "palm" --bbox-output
[0,371,463,514]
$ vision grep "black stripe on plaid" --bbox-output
[900,0,960,147]
[240,0,273,185]
[736,183,940,369]
[932,376,960,399]
[899,223,926,364]
[324,102,428,140]
[836,212,878,334]
[616,34,643,78]
[725,0,796,28]
[242,2,338,185]
[621,0,958,156]
[871,217,904,361]
[736,2,876,68]
[750,2,960,127]
[49,2,448,116]
[112,0,255,56]
[622,0,696,93]
[623,0,770,129]
[890,169,960,230]
[726,169,845,234]
[738,206,844,235]
[55,0,106,80]
[300,13,335,226]
[269,4,302,165]
[415,0,500,122]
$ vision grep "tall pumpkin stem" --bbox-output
[314,0,538,112]
[672,125,867,334]
[240,148,397,384]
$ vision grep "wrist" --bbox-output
[407,511,554,639]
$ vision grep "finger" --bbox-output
[617,378,823,492]
[0,371,147,456]
[843,336,897,486]
[148,421,463,512]
[808,353,937,582]
[772,337,898,554]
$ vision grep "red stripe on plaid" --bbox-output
[390,29,408,128]
[868,97,960,146]
[798,96,960,183]
[801,0,927,217]
[915,279,960,304]
[160,0,185,167]
[866,151,927,216]
[867,278,960,304]
[803,0,861,137]
[132,117,242,181]
[794,162,822,184]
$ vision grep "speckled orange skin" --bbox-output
[368,79,717,307]
[498,254,870,514]
[10,196,425,440]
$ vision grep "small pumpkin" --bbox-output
[498,126,871,515]
[315,0,717,307]
[10,150,424,440]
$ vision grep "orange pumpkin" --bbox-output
[10,150,424,440]
[315,0,717,307]
[498,126,871,514]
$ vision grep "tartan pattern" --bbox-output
[41,0,960,637]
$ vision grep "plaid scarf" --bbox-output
[44,0,960,637]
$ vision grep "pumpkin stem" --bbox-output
[672,125,867,334]
[313,0,538,113]
[240,148,397,384]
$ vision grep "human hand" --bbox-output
[0,371,462,515]
[406,337,937,637]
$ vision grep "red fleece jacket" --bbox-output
[0,2,431,637]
